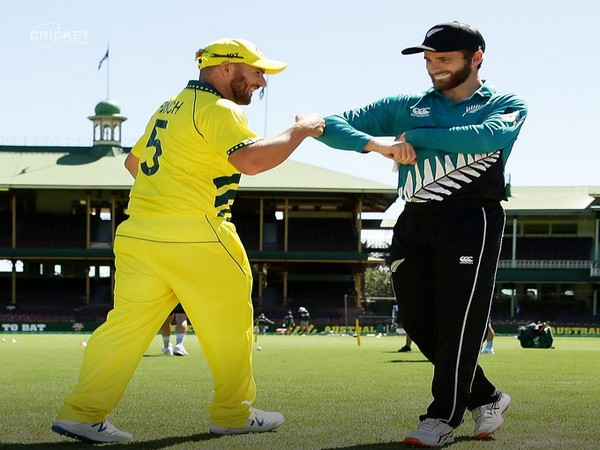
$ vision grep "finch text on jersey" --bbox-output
[158,100,184,115]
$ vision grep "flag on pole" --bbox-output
[98,48,109,70]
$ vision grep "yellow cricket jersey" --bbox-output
[117,80,260,242]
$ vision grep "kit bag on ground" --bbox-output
[518,321,553,348]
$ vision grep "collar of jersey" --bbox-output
[186,80,223,98]
[425,80,494,101]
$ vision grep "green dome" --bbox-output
[94,99,121,116]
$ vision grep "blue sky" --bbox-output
[1,0,599,193]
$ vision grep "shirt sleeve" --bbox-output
[316,96,408,152]
[198,99,260,155]
[405,93,528,154]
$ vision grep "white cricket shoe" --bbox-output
[473,392,511,439]
[208,408,284,435]
[173,343,188,356]
[480,347,495,354]
[162,343,173,355]
[403,418,454,447]
[51,420,133,443]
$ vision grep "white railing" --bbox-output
[498,260,592,269]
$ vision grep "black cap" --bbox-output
[401,21,485,55]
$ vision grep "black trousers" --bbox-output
[390,202,504,427]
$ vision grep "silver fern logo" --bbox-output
[463,104,485,116]
[426,27,444,37]
[401,151,501,202]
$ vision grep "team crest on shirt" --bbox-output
[462,104,486,116]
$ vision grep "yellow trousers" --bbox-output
[58,219,256,427]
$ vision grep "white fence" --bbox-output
[498,260,592,270]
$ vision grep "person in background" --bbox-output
[161,304,189,356]
[398,335,413,353]
[481,322,495,354]
[255,312,274,334]
[393,303,413,352]
[283,310,295,334]
[298,307,310,334]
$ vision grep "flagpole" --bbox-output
[106,42,110,99]
[97,45,110,98]
[263,76,269,137]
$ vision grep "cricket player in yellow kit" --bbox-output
[52,38,324,443]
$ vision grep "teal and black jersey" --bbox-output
[317,82,527,203]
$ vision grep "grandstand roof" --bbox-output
[0,145,397,195]
[0,146,132,189]
[2,145,597,215]
[505,186,600,214]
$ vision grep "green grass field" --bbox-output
[0,333,598,449]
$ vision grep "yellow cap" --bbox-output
[195,38,287,74]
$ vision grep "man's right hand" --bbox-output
[364,140,417,165]
[295,113,325,138]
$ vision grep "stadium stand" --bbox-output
[17,214,86,248]
[1,101,598,330]
[287,218,356,251]
[499,236,594,261]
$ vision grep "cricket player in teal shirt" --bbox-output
[317,22,527,447]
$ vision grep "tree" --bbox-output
[364,265,393,298]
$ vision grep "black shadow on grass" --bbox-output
[323,443,399,449]
[386,359,428,363]
[0,433,221,449]
[323,435,479,449]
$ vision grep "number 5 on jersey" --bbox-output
[140,119,168,176]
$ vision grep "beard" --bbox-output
[230,72,253,105]
[430,61,472,91]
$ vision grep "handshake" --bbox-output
[294,113,326,139]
